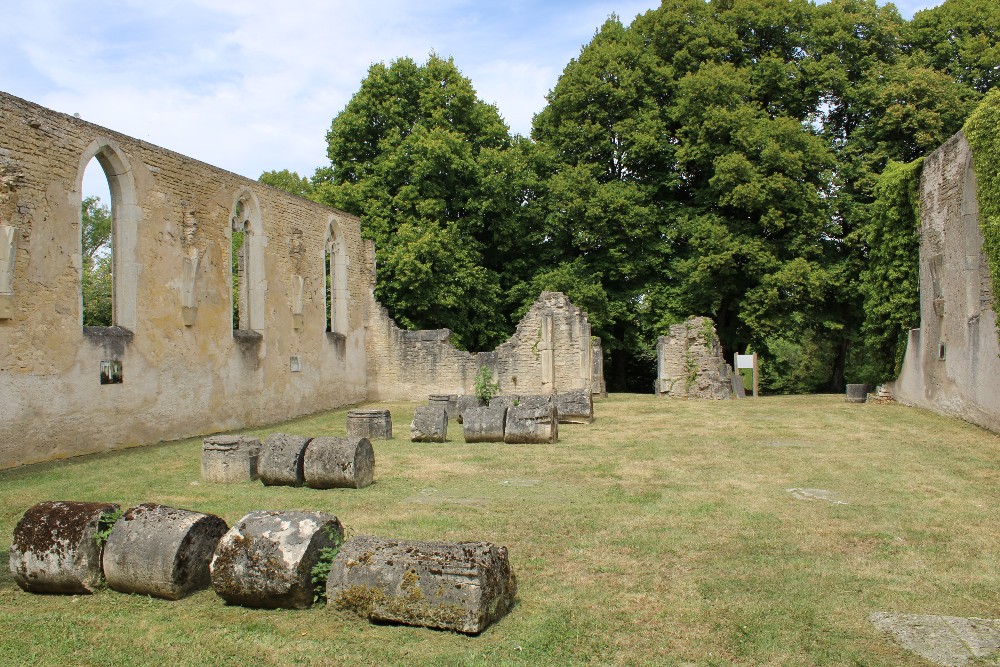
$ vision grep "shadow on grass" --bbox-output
[0,438,196,483]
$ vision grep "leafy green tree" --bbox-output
[259,170,314,199]
[81,196,112,327]
[314,54,522,350]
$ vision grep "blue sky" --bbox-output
[4,0,938,195]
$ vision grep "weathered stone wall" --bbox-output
[0,91,372,468]
[656,316,734,400]
[892,131,1000,432]
[366,291,601,400]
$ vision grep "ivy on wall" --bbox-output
[963,89,1000,343]
[857,158,924,384]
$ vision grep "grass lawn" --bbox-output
[0,394,997,666]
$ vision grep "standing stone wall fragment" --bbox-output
[258,433,311,486]
[303,436,374,489]
[462,406,507,443]
[504,405,559,444]
[410,406,448,442]
[656,316,735,400]
[201,435,261,483]
[102,503,228,600]
[8,500,119,594]
[346,409,392,440]
[211,510,344,609]
[327,535,517,634]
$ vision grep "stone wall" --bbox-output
[366,291,601,400]
[892,131,1000,432]
[0,91,373,468]
[656,316,735,400]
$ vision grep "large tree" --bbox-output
[314,54,530,351]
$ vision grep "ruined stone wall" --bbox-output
[0,92,372,468]
[892,131,1000,432]
[656,316,734,400]
[366,291,601,400]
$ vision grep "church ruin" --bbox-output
[0,91,602,469]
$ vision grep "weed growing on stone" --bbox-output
[93,507,123,546]
[310,526,345,603]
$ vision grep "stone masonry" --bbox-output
[892,131,1000,432]
[656,316,735,400]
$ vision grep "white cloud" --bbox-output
[6,0,941,196]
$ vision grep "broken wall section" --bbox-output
[366,291,602,400]
[892,131,1000,432]
[656,316,735,400]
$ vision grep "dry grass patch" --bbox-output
[0,394,998,666]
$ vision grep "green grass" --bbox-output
[1,395,998,666]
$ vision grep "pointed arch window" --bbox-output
[230,190,266,333]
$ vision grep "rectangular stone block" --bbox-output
[410,406,448,442]
[554,389,592,423]
[327,535,517,634]
[201,435,261,483]
[504,405,558,444]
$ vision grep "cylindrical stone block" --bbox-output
[327,535,518,635]
[201,435,261,483]
[211,510,344,609]
[463,406,507,443]
[845,384,868,404]
[346,409,392,440]
[504,405,559,444]
[103,503,228,600]
[303,436,375,489]
[258,433,311,486]
[9,501,120,594]
[411,406,448,442]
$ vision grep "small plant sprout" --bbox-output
[94,507,123,547]
[311,527,345,603]
[474,366,500,405]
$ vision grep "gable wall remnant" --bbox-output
[892,131,1000,431]
[0,91,372,468]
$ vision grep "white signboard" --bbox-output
[735,354,755,369]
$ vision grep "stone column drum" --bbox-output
[8,501,120,594]
[846,384,869,404]
[462,406,507,443]
[102,503,228,600]
[346,409,393,440]
[211,510,344,609]
[258,433,311,486]
[327,535,518,635]
[410,406,448,442]
[303,436,375,489]
[504,405,559,444]
[201,435,261,483]
[455,395,483,424]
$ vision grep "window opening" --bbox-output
[81,159,113,327]
[231,201,248,330]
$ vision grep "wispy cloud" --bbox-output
[5,0,938,193]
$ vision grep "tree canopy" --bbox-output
[284,0,996,391]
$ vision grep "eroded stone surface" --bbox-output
[454,395,484,424]
[258,433,311,487]
[303,436,374,489]
[786,488,849,505]
[211,510,344,609]
[103,503,228,600]
[554,389,593,424]
[504,405,558,444]
[870,613,1000,667]
[8,500,119,594]
[327,535,517,634]
[846,384,868,404]
[463,406,507,443]
[411,406,448,442]
[202,435,261,483]
[428,395,458,419]
[346,410,392,440]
